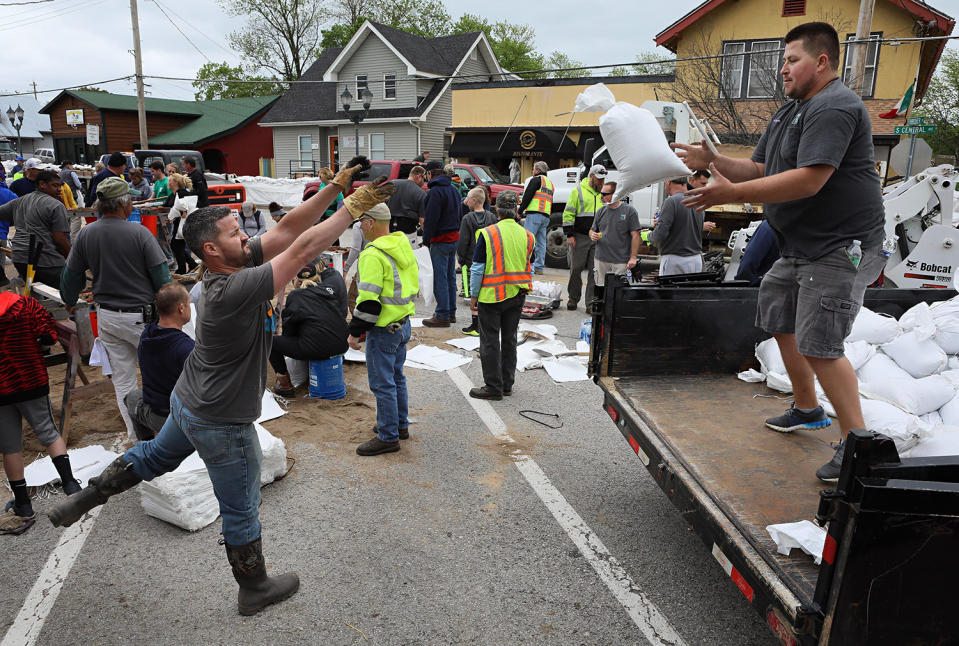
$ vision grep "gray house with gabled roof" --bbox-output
[260,20,507,177]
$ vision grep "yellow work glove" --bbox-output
[343,177,395,219]
[317,167,334,184]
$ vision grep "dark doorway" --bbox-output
[202,149,225,173]
[54,137,101,164]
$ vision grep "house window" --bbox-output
[747,41,781,99]
[383,74,396,100]
[721,42,745,98]
[298,135,312,166]
[356,75,369,98]
[843,32,880,97]
[369,133,385,160]
[720,39,783,99]
[782,0,805,16]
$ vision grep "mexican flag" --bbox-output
[879,82,914,119]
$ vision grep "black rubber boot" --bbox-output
[47,457,142,527]
[226,538,300,616]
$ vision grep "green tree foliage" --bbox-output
[321,21,363,50]
[632,50,677,76]
[218,0,326,81]
[608,67,630,77]
[545,51,590,79]
[915,49,959,159]
[192,62,283,101]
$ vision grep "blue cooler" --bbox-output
[308,355,346,399]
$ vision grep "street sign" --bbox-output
[85,124,99,146]
[890,137,932,176]
[908,116,925,126]
[895,125,937,135]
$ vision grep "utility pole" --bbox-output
[130,0,148,150]
[848,0,876,96]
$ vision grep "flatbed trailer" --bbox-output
[589,278,959,645]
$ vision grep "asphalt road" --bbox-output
[0,267,777,646]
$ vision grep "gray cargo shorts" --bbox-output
[756,246,884,359]
[0,396,62,454]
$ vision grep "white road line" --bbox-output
[447,367,687,646]
[1,507,102,646]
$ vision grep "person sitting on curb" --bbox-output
[0,291,80,535]
[347,203,419,456]
[124,282,195,441]
[270,263,349,397]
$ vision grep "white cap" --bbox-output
[589,164,608,178]
[24,158,41,170]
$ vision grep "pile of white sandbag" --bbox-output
[750,297,959,458]
[139,423,288,532]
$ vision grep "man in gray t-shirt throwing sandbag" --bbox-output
[49,159,396,616]
[674,22,885,483]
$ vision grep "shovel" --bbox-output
[23,234,43,299]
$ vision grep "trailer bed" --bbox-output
[613,374,831,606]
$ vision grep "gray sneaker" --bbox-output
[765,405,831,433]
[816,438,846,483]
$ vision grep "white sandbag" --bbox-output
[939,392,959,426]
[859,399,924,453]
[899,301,935,331]
[933,317,959,354]
[881,326,947,377]
[413,246,434,307]
[599,103,691,201]
[950,356,959,370]
[139,424,287,532]
[766,371,792,394]
[920,410,943,427]
[756,338,786,375]
[531,281,563,300]
[859,375,955,415]
[846,307,899,344]
[857,352,913,383]
[285,357,308,388]
[929,296,959,321]
[903,425,959,458]
[844,341,875,371]
[574,82,616,113]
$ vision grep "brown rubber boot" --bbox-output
[225,538,300,615]
[47,457,142,527]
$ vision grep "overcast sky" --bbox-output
[3,0,959,105]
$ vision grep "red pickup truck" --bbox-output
[301,161,523,202]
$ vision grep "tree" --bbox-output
[218,0,327,81]
[608,67,630,77]
[632,50,676,76]
[487,21,544,76]
[915,49,959,159]
[545,51,589,79]
[192,62,284,101]
[372,0,452,38]
[320,21,364,50]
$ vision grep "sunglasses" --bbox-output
[600,191,614,196]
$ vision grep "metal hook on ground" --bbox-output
[519,410,563,429]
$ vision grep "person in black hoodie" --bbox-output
[270,264,349,397]
[457,187,498,336]
[124,282,195,440]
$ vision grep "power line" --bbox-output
[0,0,54,5]
[153,0,235,59]
[0,0,102,32]
[149,0,211,63]
[0,76,133,99]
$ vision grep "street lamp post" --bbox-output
[340,86,374,158]
[6,105,24,155]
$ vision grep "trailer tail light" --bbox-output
[606,403,619,423]
[766,609,798,646]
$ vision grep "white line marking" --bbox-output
[447,367,687,646]
[2,507,102,646]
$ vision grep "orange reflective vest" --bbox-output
[526,176,554,215]
[477,219,535,303]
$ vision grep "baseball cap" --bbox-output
[362,203,391,221]
[495,190,518,211]
[425,160,444,172]
[15,155,23,161]
[589,164,608,178]
[24,158,40,170]
[96,176,136,199]
[107,151,126,167]
[296,264,317,280]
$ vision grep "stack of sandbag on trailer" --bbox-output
[749,296,959,457]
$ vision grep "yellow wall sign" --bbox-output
[66,109,84,125]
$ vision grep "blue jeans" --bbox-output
[365,320,411,443]
[429,241,457,320]
[124,391,263,546]
[524,212,550,272]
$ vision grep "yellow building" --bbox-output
[654,0,954,166]
[450,75,670,180]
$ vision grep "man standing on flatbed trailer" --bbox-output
[675,22,885,482]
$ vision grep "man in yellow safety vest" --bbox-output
[468,190,535,400]
[348,203,419,456]
[518,161,553,275]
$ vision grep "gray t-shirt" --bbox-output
[175,236,275,424]
[387,178,426,221]
[592,202,640,263]
[0,191,70,268]
[751,78,884,260]
[66,217,167,308]
[649,193,704,257]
